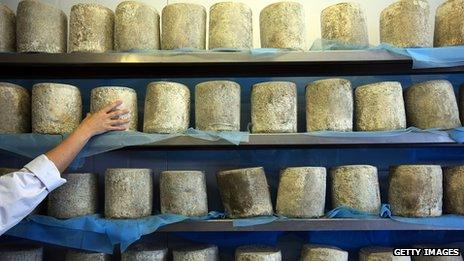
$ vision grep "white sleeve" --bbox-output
[0,155,66,235]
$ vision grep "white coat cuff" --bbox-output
[23,154,65,192]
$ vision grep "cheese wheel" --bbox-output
[16,0,67,53]
[173,245,219,261]
[355,81,406,131]
[115,1,160,52]
[121,244,168,261]
[434,0,464,47]
[251,81,297,133]
[48,173,98,219]
[161,3,206,50]
[0,244,42,261]
[276,167,326,218]
[0,82,30,133]
[91,86,138,131]
[195,81,240,131]
[260,2,306,50]
[209,2,252,49]
[105,168,153,219]
[32,83,82,134]
[306,78,353,132]
[144,81,190,134]
[69,3,114,53]
[235,245,281,261]
[406,80,461,129]
[218,167,273,218]
[331,165,381,214]
[160,171,208,216]
[389,165,443,217]
[0,4,15,52]
[321,3,369,46]
[65,250,110,261]
[300,244,348,261]
[443,166,464,215]
[380,0,432,47]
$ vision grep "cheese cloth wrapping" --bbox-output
[5,212,223,254]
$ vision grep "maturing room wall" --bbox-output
[3,0,444,48]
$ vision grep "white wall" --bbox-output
[3,0,444,48]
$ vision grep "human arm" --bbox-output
[0,100,129,235]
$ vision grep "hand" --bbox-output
[78,100,131,138]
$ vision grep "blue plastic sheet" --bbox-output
[303,127,449,138]
[448,128,464,143]
[0,130,249,168]
[184,128,249,145]
[378,44,464,69]
[0,134,63,158]
[381,204,464,230]
[6,212,223,254]
[326,206,382,219]
[310,39,370,51]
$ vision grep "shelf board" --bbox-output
[129,132,456,149]
[0,50,462,78]
[158,219,458,232]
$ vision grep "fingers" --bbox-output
[109,118,130,126]
[108,125,128,131]
[102,100,123,113]
[108,109,130,118]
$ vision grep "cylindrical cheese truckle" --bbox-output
[195,81,240,131]
[32,83,82,134]
[434,0,464,47]
[65,250,110,261]
[161,3,206,50]
[91,86,138,131]
[331,165,381,214]
[380,0,432,48]
[276,167,326,218]
[0,4,16,52]
[121,244,168,261]
[359,247,411,261]
[217,167,273,218]
[16,0,67,53]
[0,244,42,261]
[173,245,219,261]
[48,173,98,219]
[235,245,282,261]
[444,166,464,215]
[0,82,30,134]
[144,81,190,134]
[160,171,208,216]
[321,3,369,47]
[69,3,114,53]
[306,78,353,132]
[251,81,297,133]
[389,165,443,217]
[209,2,252,50]
[260,2,306,50]
[406,80,461,129]
[115,1,160,52]
[355,81,406,131]
[105,168,153,219]
[300,244,348,261]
